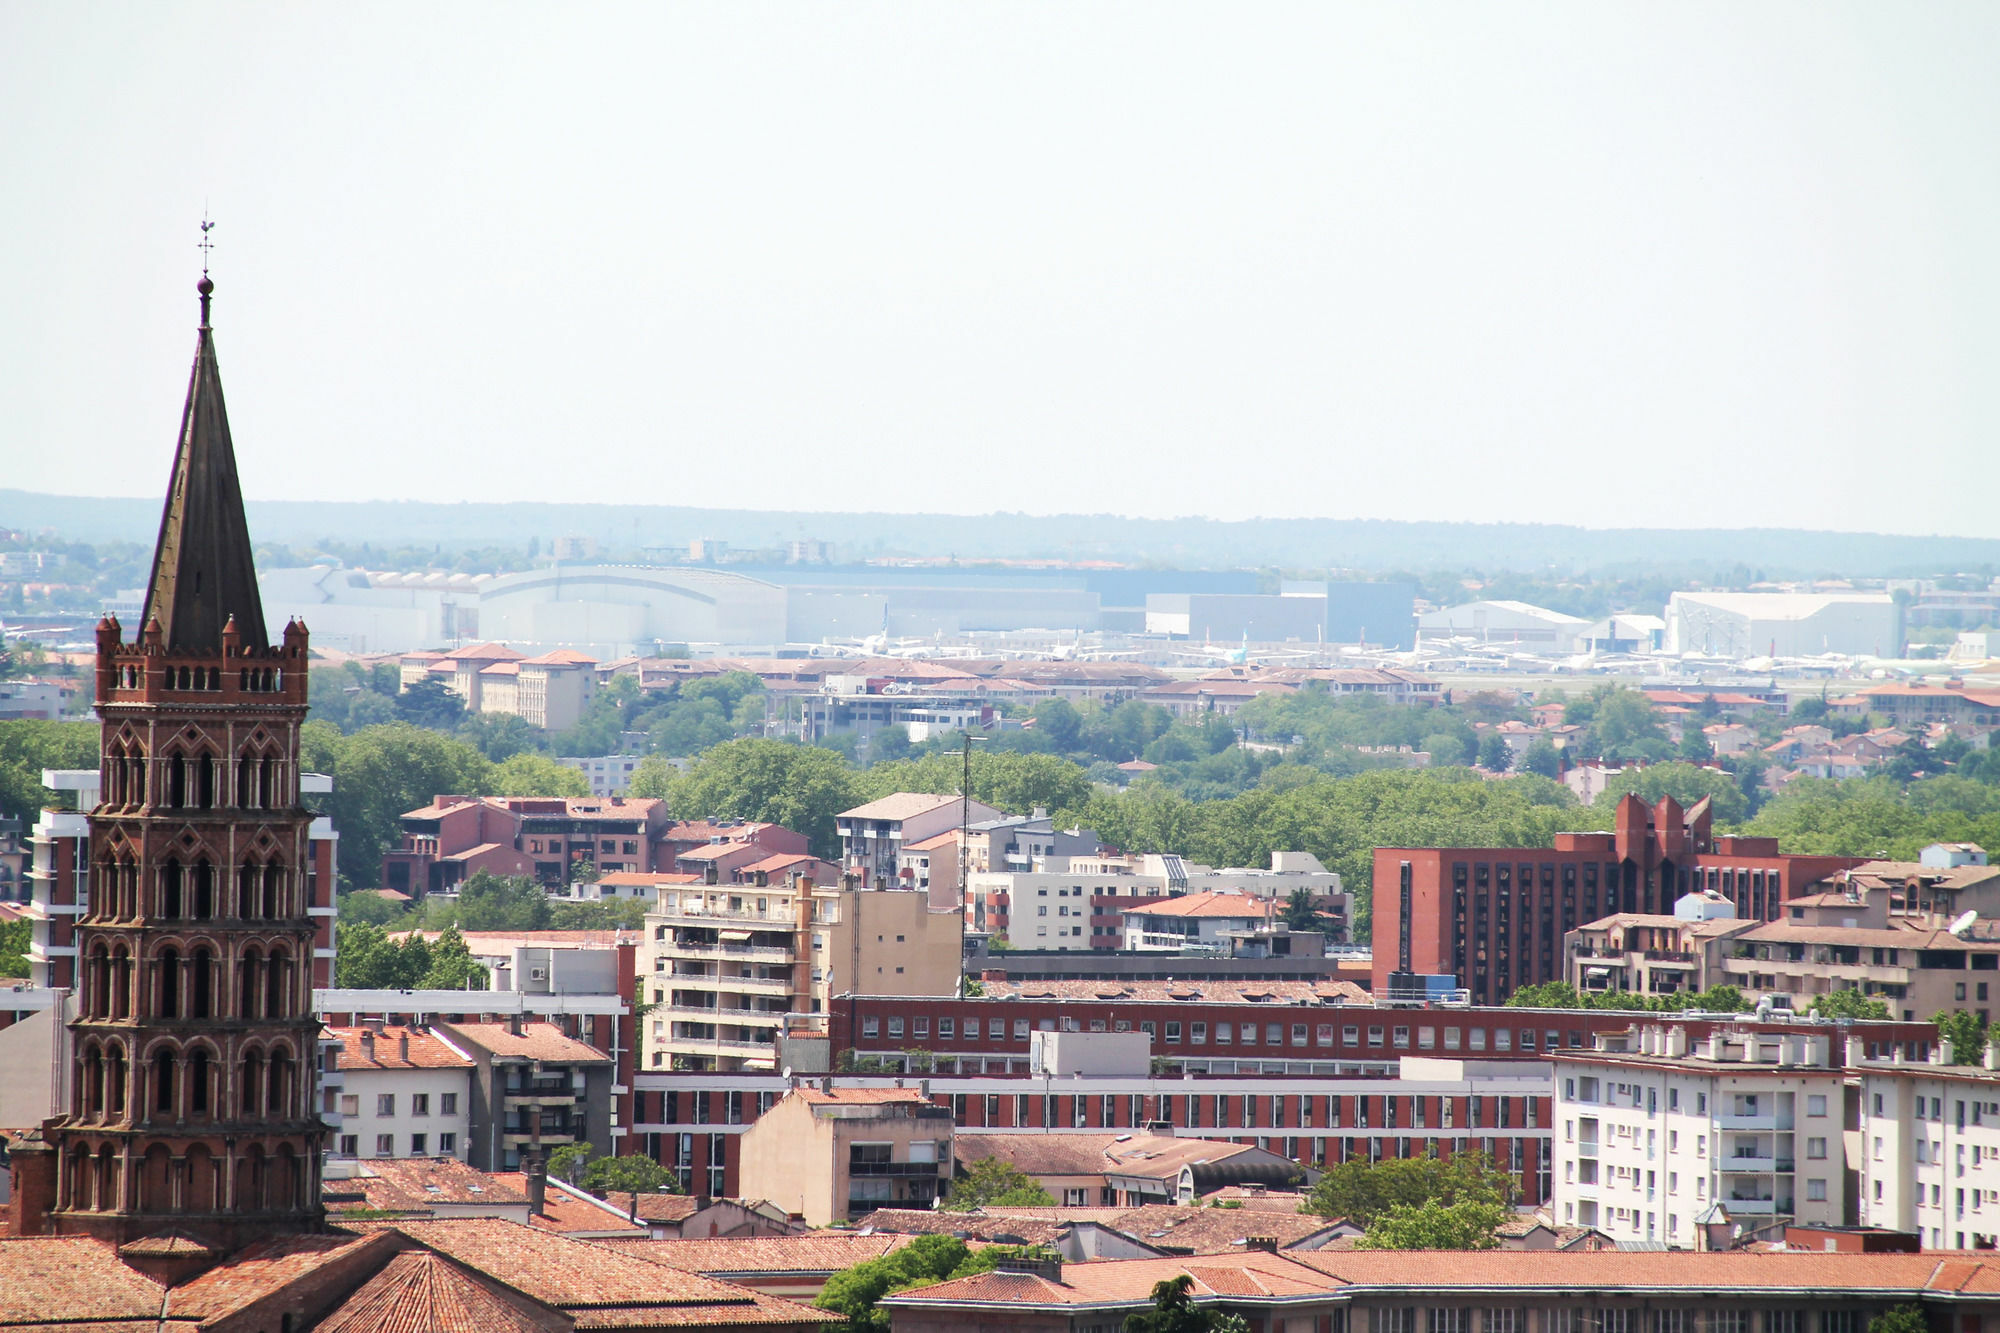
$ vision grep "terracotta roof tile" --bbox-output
[618,1234,915,1276]
[0,1238,166,1325]
[330,1026,475,1072]
[169,1232,391,1321]
[314,1251,549,1333]
[327,1159,527,1212]
[438,1021,612,1064]
[488,1175,647,1237]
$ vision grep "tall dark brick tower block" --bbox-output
[33,275,325,1248]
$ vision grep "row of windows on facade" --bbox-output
[61,1140,307,1215]
[1384,1309,1869,1333]
[954,1087,1542,1135]
[860,1013,1586,1053]
[82,942,300,1022]
[527,838,640,855]
[101,745,293,811]
[342,1092,460,1117]
[88,859,302,922]
[75,1039,302,1123]
[336,1131,458,1157]
[1567,1158,1833,1205]
[1566,1079,1833,1118]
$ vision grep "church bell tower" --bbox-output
[31,272,325,1248]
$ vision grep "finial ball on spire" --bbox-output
[197,275,214,297]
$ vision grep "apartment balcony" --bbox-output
[663,1035,780,1059]
[1721,1156,1785,1173]
[1577,1141,1599,1159]
[1643,951,1696,966]
[848,1161,952,1178]
[672,972,795,996]
[1717,1114,1781,1131]
[651,905,799,929]
[659,1005,787,1027]
[657,940,796,965]
[1721,1198,1793,1216]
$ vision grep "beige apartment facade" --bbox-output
[641,873,963,1073]
[736,1087,955,1226]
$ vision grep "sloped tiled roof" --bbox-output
[1120,891,1271,920]
[330,1026,475,1072]
[388,1220,839,1326]
[439,1022,612,1064]
[0,1238,167,1326]
[327,1159,526,1213]
[168,1232,392,1322]
[619,1234,914,1277]
[488,1175,647,1237]
[313,1250,549,1333]
[838,793,961,822]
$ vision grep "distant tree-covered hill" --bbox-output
[2,489,1993,578]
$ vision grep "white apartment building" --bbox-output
[557,753,646,796]
[1551,1024,1849,1249]
[327,1024,474,1161]
[1857,1048,2000,1249]
[966,850,1349,950]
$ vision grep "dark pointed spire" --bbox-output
[139,274,268,655]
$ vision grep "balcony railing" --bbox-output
[657,941,796,964]
[848,1161,950,1177]
[659,1005,787,1026]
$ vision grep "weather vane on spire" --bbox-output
[199,213,215,276]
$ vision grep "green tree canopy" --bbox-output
[1810,989,1892,1020]
[0,719,99,823]
[1123,1274,1250,1333]
[581,1153,677,1213]
[1354,1198,1505,1250]
[815,1235,1041,1333]
[1303,1148,1516,1225]
[485,752,591,797]
[304,722,493,892]
[1935,1010,1989,1065]
[943,1157,1057,1211]
[660,738,863,858]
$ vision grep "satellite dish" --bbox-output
[1949,911,1978,938]
[782,1066,793,1079]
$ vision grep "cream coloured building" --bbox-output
[736,1086,955,1226]
[1857,1047,2000,1250]
[640,874,963,1073]
[1551,1024,1849,1248]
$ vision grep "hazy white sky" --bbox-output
[3,3,1996,535]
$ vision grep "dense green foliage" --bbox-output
[0,917,30,977]
[942,1157,1058,1211]
[1505,981,1748,1013]
[1354,1198,1506,1250]
[1304,1148,1517,1225]
[1866,1306,1930,1333]
[1809,989,1892,1020]
[815,1235,1039,1333]
[1123,1275,1251,1333]
[581,1153,676,1208]
[332,922,487,989]
[1936,1010,1990,1065]
[0,719,98,823]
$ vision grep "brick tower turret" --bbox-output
[31,273,325,1248]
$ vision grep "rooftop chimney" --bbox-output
[525,1156,548,1216]
[397,1031,410,1063]
[360,1030,376,1061]
[509,1012,525,1037]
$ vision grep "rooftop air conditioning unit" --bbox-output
[529,967,549,982]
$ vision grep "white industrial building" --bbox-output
[1666,591,1902,659]
[259,563,789,656]
[1417,600,1588,649]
